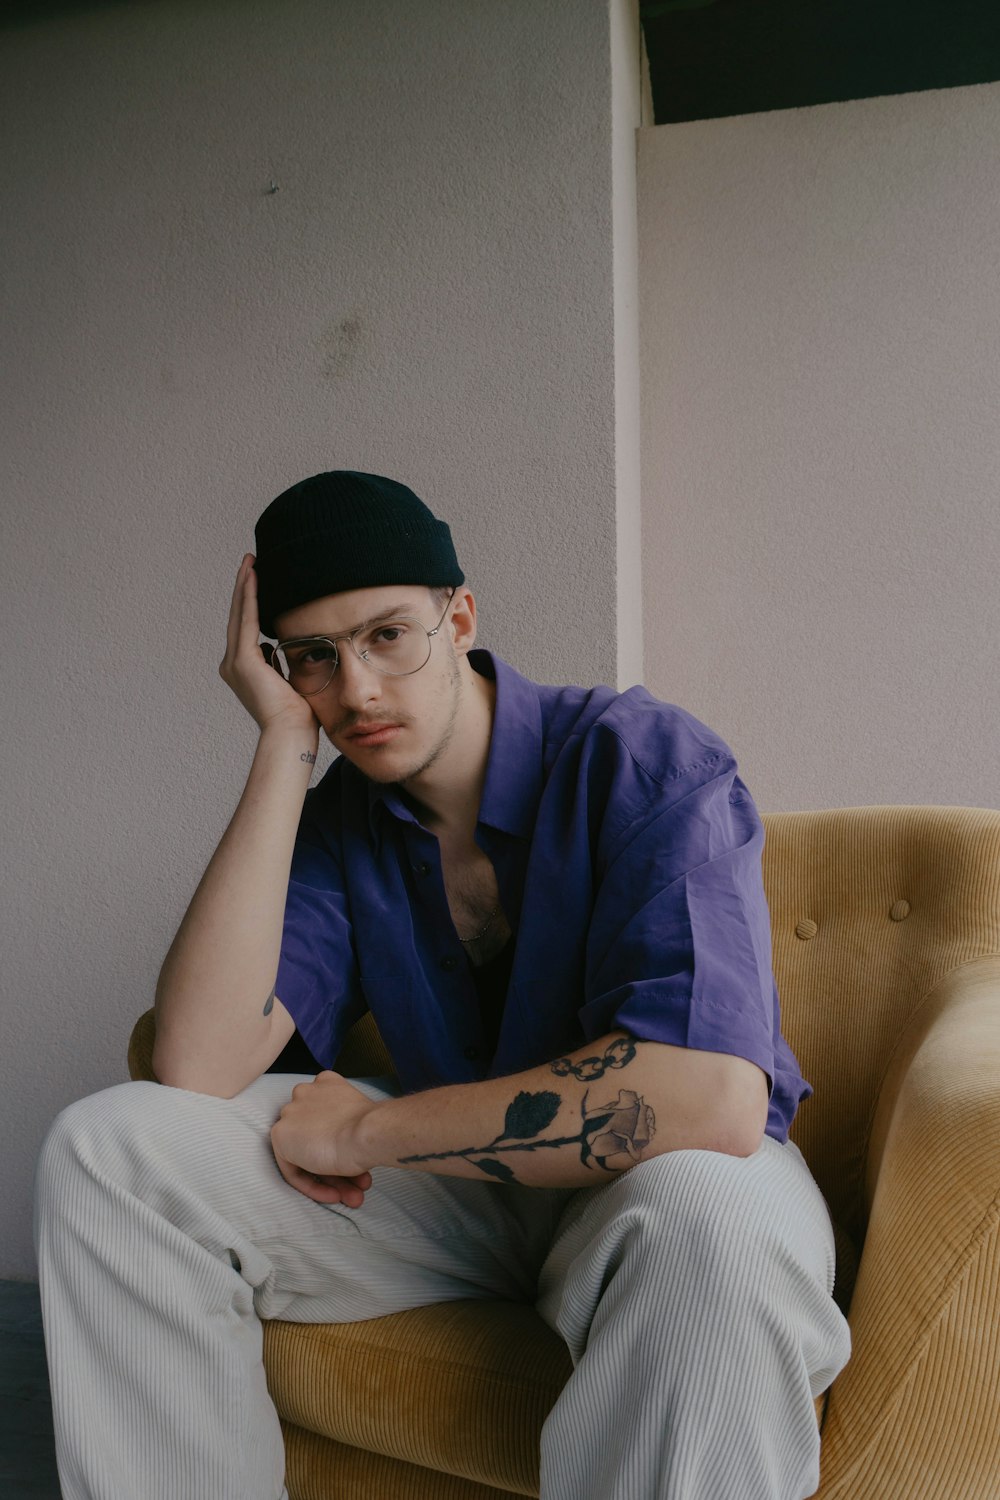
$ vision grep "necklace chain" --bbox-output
[459,903,500,944]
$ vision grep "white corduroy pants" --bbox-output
[33,1073,850,1500]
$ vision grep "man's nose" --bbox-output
[332,645,382,712]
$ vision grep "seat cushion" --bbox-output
[280,1423,518,1499]
[264,1299,572,1496]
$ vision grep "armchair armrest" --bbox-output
[128,1008,159,1083]
[818,955,1000,1498]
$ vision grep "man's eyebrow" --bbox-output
[361,604,417,624]
[348,603,419,630]
[293,603,421,640]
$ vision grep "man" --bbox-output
[35,470,850,1500]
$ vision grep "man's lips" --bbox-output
[342,723,403,747]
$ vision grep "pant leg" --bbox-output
[534,1137,852,1500]
[33,1073,561,1500]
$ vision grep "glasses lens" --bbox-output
[353,619,431,676]
[276,641,338,695]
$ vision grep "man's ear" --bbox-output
[449,587,478,656]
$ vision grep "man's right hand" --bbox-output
[219,555,321,740]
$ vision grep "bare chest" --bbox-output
[438,841,511,964]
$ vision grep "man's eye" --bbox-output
[291,645,335,665]
[367,621,410,645]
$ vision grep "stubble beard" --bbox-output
[362,649,464,788]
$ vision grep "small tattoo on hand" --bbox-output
[300,751,316,764]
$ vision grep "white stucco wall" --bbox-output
[1,0,639,1278]
[638,82,1000,814]
[611,0,644,688]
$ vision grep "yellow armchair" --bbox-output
[129,805,1000,1498]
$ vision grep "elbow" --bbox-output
[158,1075,248,1101]
[709,1093,769,1158]
[710,1116,767,1158]
[151,1036,248,1100]
[700,1070,770,1158]
[151,986,268,1098]
[675,1115,764,1160]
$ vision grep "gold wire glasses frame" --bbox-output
[269,588,457,696]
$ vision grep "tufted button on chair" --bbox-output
[129,805,1000,1499]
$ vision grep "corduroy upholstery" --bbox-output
[128,805,1000,1498]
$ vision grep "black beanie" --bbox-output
[253,470,464,638]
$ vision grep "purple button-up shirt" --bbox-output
[276,650,809,1142]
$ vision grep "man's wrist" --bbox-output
[257,719,319,759]
[352,1093,393,1171]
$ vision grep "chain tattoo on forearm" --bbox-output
[550,1035,643,1081]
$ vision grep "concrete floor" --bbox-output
[0,1280,61,1498]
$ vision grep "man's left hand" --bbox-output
[271,1072,377,1207]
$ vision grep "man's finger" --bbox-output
[223,555,251,660]
[272,1149,368,1207]
[293,1169,366,1207]
[239,553,264,643]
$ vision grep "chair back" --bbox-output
[761,805,1000,1259]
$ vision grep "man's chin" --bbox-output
[358,759,407,786]
[329,736,412,784]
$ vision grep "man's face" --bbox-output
[273,584,475,785]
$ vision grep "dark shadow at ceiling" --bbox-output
[2,0,136,26]
[641,0,1000,122]
[6,1,999,125]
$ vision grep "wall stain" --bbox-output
[322,315,366,380]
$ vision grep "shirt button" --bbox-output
[415,862,431,877]
[440,955,459,972]
[464,1046,480,1061]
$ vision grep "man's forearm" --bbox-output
[354,1031,767,1189]
[153,723,317,1094]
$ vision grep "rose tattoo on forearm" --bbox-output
[397,1085,656,1182]
[582,1087,656,1170]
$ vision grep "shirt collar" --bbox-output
[474,650,544,838]
[365,649,543,840]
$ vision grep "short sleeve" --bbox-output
[275,830,367,1070]
[579,768,778,1088]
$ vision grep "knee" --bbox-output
[36,1081,173,1194]
[611,1149,780,1290]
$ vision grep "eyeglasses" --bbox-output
[271,589,457,696]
